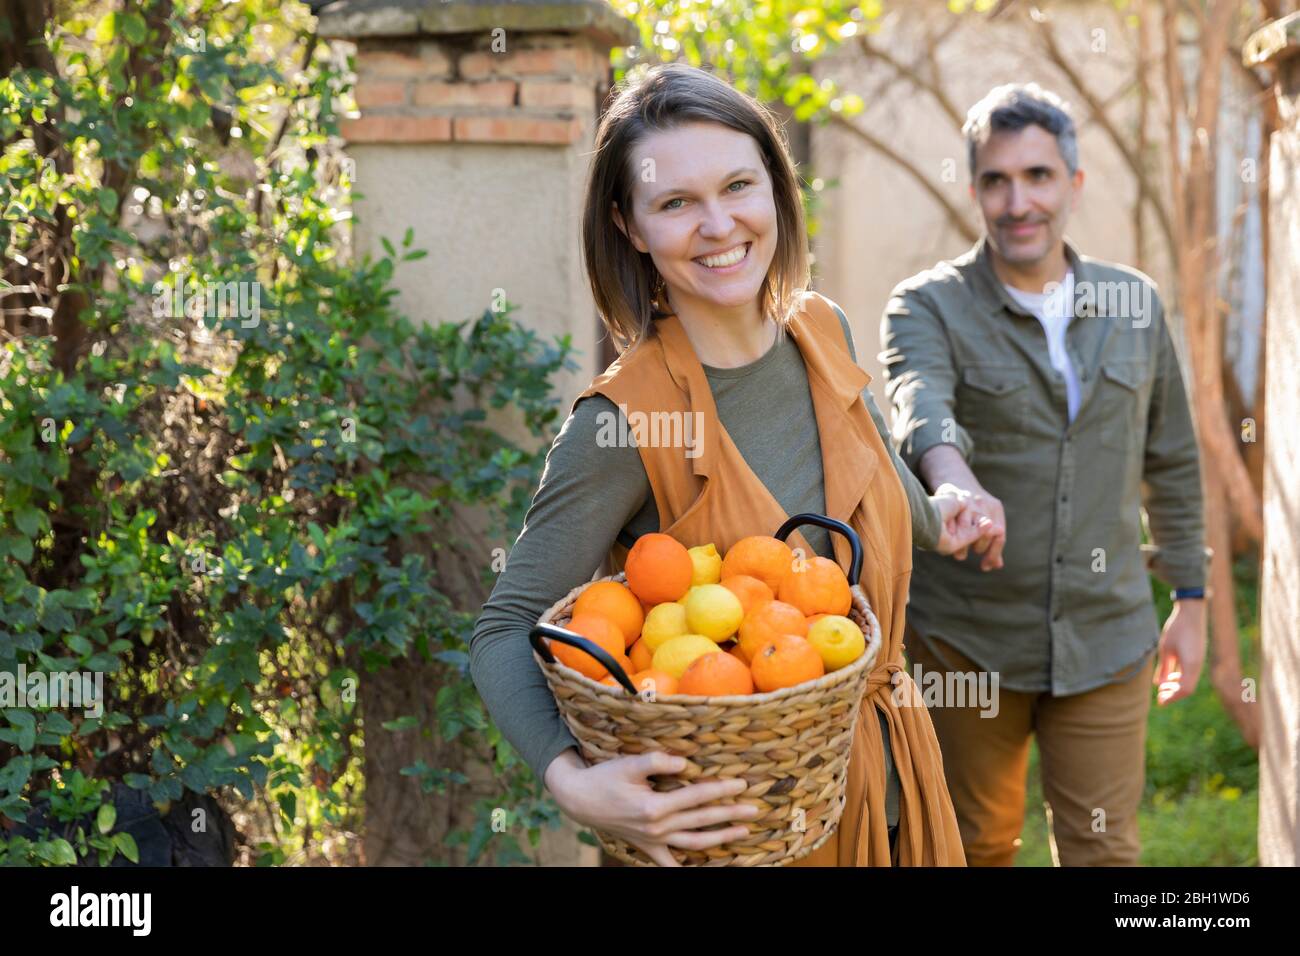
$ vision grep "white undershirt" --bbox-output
[1003,269,1081,422]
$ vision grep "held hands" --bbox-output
[544,749,760,867]
[932,483,1006,570]
[1153,599,1207,705]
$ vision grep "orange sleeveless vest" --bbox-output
[572,290,966,866]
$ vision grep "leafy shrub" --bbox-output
[1,0,571,865]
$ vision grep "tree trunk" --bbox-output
[355,651,489,866]
[1161,0,1260,747]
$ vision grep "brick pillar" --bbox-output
[318,0,638,407]
[316,0,639,867]
[1245,12,1300,867]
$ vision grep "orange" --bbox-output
[610,652,635,683]
[550,614,625,680]
[574,580,644,647]
[598,654,637,688]
[720,574,775,618]
[778,556,852,617]
[628,638,654,672]
[630,668,678,698]
[720,536,795,594]
[738,599,807,663]
[624,533,694,605]
[806,613,829,629]
[678,651,755,697]
[728,643,750,665]
[751,634,825,693]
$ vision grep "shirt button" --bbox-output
[1055,555,1063,564]
[1060,495,1068,503]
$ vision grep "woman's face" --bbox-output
[614,121,778,319]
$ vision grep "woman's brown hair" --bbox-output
[582,62,811,352]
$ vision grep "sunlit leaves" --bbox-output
[611,0,878,118]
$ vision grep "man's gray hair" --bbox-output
[963,83,1078,178]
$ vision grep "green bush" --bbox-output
[1,0,571,866]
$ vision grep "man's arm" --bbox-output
[880,288,1005,568]
[1142,298,1208,590]
[1141,295,1209,706]
[831,302,986,555]
[879,287,975,472]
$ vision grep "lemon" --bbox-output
[807,615,866,672]
[652,634,723,679]
[641,602,689,652]
[687,543,723,585]
[683,583,744,642]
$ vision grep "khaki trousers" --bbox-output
[905,627,1156,867]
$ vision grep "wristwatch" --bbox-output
[1172,586,1207,601]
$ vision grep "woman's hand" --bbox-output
[544,749,760,867]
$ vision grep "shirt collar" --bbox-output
[970,234,1098,319]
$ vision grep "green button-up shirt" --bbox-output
[879,238,1207,695]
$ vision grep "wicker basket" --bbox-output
[530,513,882,867]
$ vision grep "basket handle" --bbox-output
[773,512,863,584]
[529,623,640,695]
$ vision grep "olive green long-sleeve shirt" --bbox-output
[470,303,940,827]
[880,238,1207,696]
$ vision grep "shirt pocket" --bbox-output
[1096,360,1147,453]
[956,364,1030,453]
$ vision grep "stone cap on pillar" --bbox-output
[1244,11,1300,68]
[318,0,639,145]
[317,0,640,48]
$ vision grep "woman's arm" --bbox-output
[472,394,762,864]
[469,394,652,783]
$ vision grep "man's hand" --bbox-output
[918,444,1006,571]
[934,483,1006,571]
[932,491,995,560]
[1153,599,1207,705]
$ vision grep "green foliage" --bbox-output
[611,0,875,119]
[1,0,571,865]
[609,3,866,268]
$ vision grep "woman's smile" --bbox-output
[693,241,752,273]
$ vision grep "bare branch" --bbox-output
[828,113,979,243]
[855,32,964,132]
[1031,8,1177,263]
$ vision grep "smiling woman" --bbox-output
[469,62,983,867]
[581,66,810,359]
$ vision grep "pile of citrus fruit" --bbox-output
[548,533,867,698]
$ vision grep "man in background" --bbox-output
[879,84,1208,866]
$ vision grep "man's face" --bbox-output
[970,124,1083,269]
[612,121,778,316]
